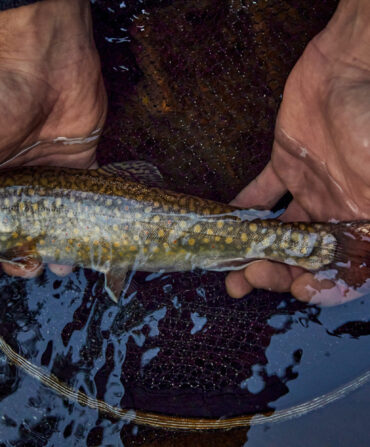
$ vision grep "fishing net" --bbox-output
[0,1,350,446]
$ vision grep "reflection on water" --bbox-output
[1,0,368,446]
[0,268,369,445]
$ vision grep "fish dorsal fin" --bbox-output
[97,161,165,188]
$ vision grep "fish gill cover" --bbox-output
[2,1,368,447]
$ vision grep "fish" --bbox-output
[0,161,369,302]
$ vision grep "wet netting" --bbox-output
[4,1,370,447]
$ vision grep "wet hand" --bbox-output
[226,2,370,306]
[0,0,107,279]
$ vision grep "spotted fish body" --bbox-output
[0,163,367,299]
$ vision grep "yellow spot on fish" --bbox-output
[68,239,74,245]
[26,236,32,242]
[43,200,50,208]
[133,235,140,242]
[291,232,300,242]
[65,246,71,252]
[93,240,99,246]
[153,246,159,253]
[113,224,119,231]
[228,226,233,232]
[19,203,25,212]
[163,242,169,249]
[56,218,63,225]
[206,229,214,235]
[225,237,233,244]
[55,198,62,207]
[113,241,120,248]
[106,199,112,206]
[215,236,221,241]
[188,238,195,246]
[158,229,165,237]
[145,206,152,213]
[217,221,224,229]
[39,239,45,245]
[180,221,187,229]
[28,189,35,196]
[153,215,160,223]
[83,237,89,243]
[194,225,201,233]
[180,209,186,214]
[241,233,248,242]
[203,238,209,243]
[249,223,257,232]
[262,238,270,247]
[129,245,136,251]
[73,228,79,235]
[153,201,160,207]
[4,199,9,207]
[68,210,74,218]
[300,246,308,255]
[32,203,38,211]
[135,213,142,219]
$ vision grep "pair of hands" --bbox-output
[1,0,369,306]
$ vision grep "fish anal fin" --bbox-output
[97,161,165,188]
[104,268,129,304]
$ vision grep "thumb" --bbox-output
[231,161,287,208]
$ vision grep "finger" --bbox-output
[89,160,99,169]
[231,162,287,208]
[280,199,310,222]
[48,263,73,276]
[225,270,253,298]
[1,260,43,278]
[244,260,303,293]
[291,272,340,306]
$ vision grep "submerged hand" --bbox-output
[0,0,107,278]
[226,1,370,306]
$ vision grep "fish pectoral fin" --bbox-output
[104,268,129,304]
[97,161,166,188]
[0,245,41,269]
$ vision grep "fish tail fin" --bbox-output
[329,221,370,289]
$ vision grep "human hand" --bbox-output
[0,0,107,278]
[226,0,370,306]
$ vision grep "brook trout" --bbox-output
[0,161,368,301]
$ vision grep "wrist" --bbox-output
[316,0,370,71]
[0,0,94,69]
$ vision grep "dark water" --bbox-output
[1,0,369,446]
